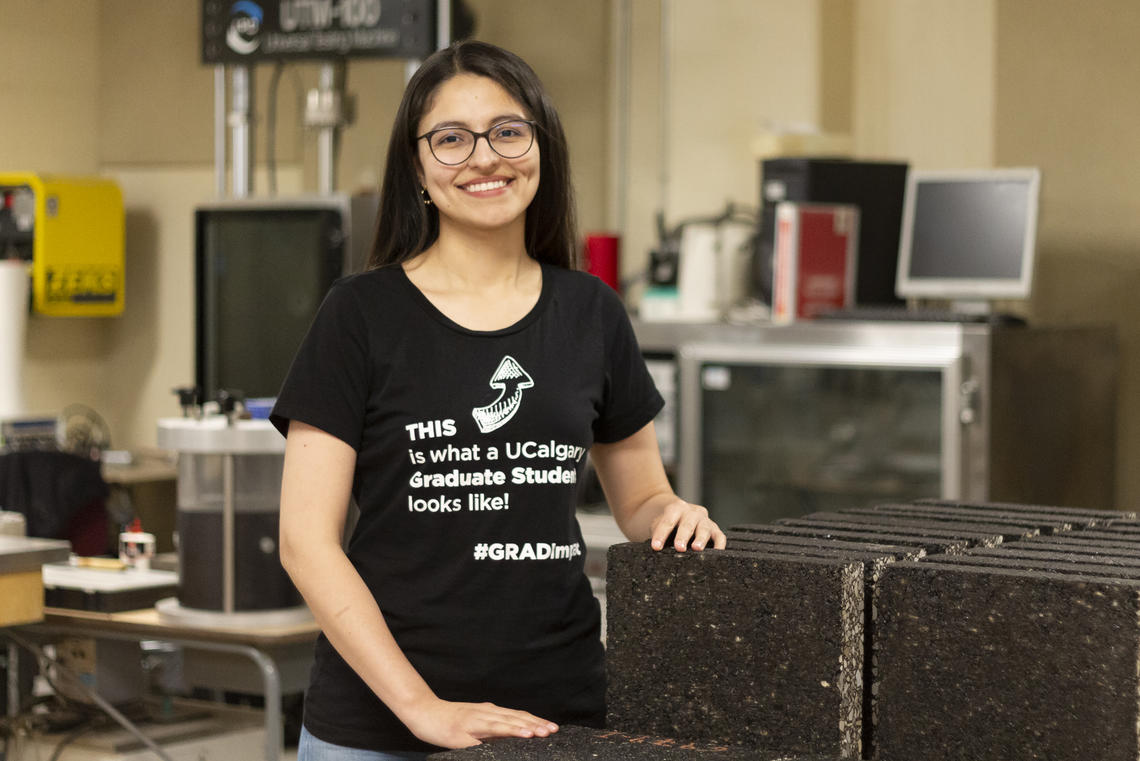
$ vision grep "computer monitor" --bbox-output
[895,168,1040,306]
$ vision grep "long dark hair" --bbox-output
[367,40,579,270]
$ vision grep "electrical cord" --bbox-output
[2,632,174,761]
[46,716,100,761]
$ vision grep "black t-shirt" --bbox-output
[270,262,663,752]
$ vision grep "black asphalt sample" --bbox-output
[994,535,1140,558]
[726,531,923,558]
[1063,530,1140,542]
[722,536,919,758]
[427,725,845,760]
[1014,534,1140,553]
[875,561,1140,761]
[1074,525,1140,537]
[917,552,1140,580]
[845,503,1078,533]
[914,497,1133,523]
[1097,519,1140,531]
[775,516,1010,545]
[791,511,1040,541]
[730,523,972,555]
[966,546,1140,568]
[605,542,864,758]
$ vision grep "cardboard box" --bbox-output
[0,534,71,626]
[772,203,859,323]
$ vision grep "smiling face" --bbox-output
[415,73,541,240]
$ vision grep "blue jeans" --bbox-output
[297,726,431,761]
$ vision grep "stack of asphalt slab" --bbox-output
[875,500,1140,761]
[431,499,1138,761]
[428,725,841,760]
[603,498,1134,761]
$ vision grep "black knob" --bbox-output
[173,386,202,418]
[215,389,244,416]
[173,386,200,407]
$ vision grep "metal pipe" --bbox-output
[214,65,227,198]
[245,646,284,761]
[6,642,18,719]
[317,64,336,196]
[609,0,632,233]
[658,0,673,222]
[222,452,235,614]
[231,66,253,199]
[437,0,452,49]
[404,59,420,84]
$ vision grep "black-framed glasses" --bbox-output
[417,120,538,165]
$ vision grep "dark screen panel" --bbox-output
[907,179,1030,280]
[197,209,343,401]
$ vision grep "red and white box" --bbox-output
[772,202,860,323]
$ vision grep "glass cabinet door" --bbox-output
[695,362,945,527]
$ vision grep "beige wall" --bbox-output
[0,1,101,173]
[621,0,827,286]
[0,1,110,425]
[1,0,609,451]
[993,0,1140,507]
[3,0,1137,507]
[852,0,996,167]
[849,0,1137,506]
[470,0,610,236]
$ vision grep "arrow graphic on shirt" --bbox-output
[472,355,534,433]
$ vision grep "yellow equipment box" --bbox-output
[0,173,124,316]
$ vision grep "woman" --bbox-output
[272,39,726,760]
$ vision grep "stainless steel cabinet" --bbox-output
[634,320,1118,527]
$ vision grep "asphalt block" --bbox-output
[605,542,864,758]
[1064,529,1140,542]
[875,561,1140,760]
[775,516,1007,547]
[966,546,1140,568]
[725,534,919,758]
[847,503,1077,533]
[914,497,1133,523]
[793,511,1039,541]
[725,531,923,559]
[427,725,846,760]
[1018,532,1140,548]
[1073,525,1140,538]
[730,523,972,555]
[918,552,1140,582]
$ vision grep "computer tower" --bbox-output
[756,158,909,306]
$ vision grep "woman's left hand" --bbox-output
[649,498,727,552]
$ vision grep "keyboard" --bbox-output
[816,306,1026,326]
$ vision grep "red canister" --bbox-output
[584,233,621,293]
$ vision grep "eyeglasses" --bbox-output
[417,120,538,165]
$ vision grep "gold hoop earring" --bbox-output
[421,187,433,206]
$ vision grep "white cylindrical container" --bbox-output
[0,510,27,537]
[0,260,29,417]
[156,415,308,627]
[677,222,720,321]
[717,220,755,312]
[118,523,157,571]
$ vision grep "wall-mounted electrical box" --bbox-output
[0,173,124,317]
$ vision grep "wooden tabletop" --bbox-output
[101,451,178,485]
[35,606,321,649]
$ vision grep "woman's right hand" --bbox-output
[401,696,559,749]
